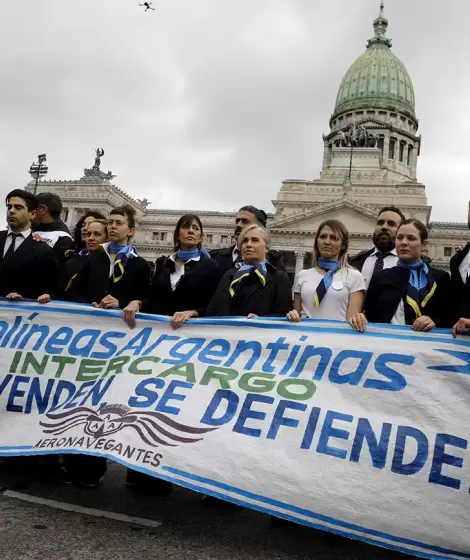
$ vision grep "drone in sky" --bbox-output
[139,2,155,11]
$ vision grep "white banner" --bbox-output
[0,299,469,559]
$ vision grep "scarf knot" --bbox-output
[177,248,211,262]
[110,244,139,283]
[397,259,436,318]
[229,260,268,297]
[313,259,341,308]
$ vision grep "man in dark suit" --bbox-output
[0,189,57,300]
[32,192,74,262]
[450,202,470,336]
[349,206,405,288]
[210,205,286,275]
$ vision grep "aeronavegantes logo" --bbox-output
[39,404,217,447]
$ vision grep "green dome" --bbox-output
[333,4,415,119]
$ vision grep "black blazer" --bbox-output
[207,263,292,317]
[349,249,375,272]
[0,231,57,299]
[145,255,221,316]
[70,250,151,308]
[210,245,286,276]
[449,243,470,320]
[365,265,451,328]
[60,253,88,301]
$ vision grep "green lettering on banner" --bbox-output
[51,356,77,378]
[277,379,316,401]
[103,356,131,377]
[158,363,196,383]
[76,359,107,381]
[20,352,50,376]
[128,356,161,375]
[238,372,276,393]
[200,366,238,389]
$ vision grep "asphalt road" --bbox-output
[0,459,412,560]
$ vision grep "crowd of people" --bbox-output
[2,188,470,490]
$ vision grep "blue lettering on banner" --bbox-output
[316,411,353,459]
[200,389,239,426]
[429,433,467,490]
[128,378,166,408]
[267,400,307,440]
[233,394,274,437]
[155,380,192,415]
[391,426,429,475]
[350,418,392,469]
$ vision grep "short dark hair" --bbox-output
[73,210,107,249]
[36,192,63,219]
[173,213,203,251]
[6,189,38,212]
[377,206,405,223]
[398,218,428,242]
[110,205,136,229]
[238,205,267,227]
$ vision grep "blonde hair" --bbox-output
[237,224,270,250]
[312,220,350,268]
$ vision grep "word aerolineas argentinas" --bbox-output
[4,315,414,392]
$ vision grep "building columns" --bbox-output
[295,252,305,275]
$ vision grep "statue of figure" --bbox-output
[137,198,150,209]
[94,148,105,169]
[337,130,348,147]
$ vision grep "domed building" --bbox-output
[27,3,468,276]
[270,2,467,276]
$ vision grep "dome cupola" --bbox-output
[332,2,415,121]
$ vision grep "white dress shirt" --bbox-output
[169,253,200,291]
[3,228,31,257]
[361,248,398,289]
[459,250,470,283]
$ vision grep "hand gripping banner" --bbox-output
[0,299,469,559]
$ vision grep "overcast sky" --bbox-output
[2,0,469,222]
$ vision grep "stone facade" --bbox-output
[24,5,469,278]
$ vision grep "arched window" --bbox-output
[377,136,384,155]
[389,138,396,159]
[399,141,406,162]
[407,146,413,166]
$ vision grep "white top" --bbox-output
[169,252,200,291]
[33,229,71,248]
[361,248,398,289]
[3,229,31,256]
[459,250,470,283]
[293,267,365,321]
[391,300,406,325]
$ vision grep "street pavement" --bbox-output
[0,459,412,560]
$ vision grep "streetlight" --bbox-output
[29,153,48,195]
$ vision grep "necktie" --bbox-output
[4,233,21,260]
[233,249,243,269]
[373,252,392,275]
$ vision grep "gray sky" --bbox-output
[2,0,469,221]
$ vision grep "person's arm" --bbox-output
[194,263,222,318]
[53,236,75,264]
[347,291,364,321]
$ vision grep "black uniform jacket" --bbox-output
[207,262,292,317]
[349,248,375,272]
[69,249,151,309]
[449,243,470,321]
[0,230,57,299]
[365,265,452,328]
[143,254,221,317]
